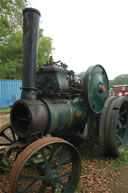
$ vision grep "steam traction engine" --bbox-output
[0,8,128,193]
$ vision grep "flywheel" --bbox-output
[82,65,109,114]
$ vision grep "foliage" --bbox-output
[0,0,53,79]
[0,29,53,79]
[77,71,85,79]
[0,0,28,43]
[77,71,128,88]
[38,29,54,68]
[109,74,128,88]
[0,30,22,79]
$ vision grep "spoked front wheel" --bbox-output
[9,137,81,193]
[0,123,17,146]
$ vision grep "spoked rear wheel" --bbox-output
[110,97,128,156]
[99,96,128,156]
[9,137,81,193]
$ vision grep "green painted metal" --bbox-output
[43,98,86,134]
[88,65,108,112]
[69,98,86,128]
[57,72,69,91]
[83,65,109,114]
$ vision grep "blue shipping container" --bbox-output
[0,80,22,109]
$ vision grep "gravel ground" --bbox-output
[0,114,128,193]
[0,158,127,193]
[0,114,10,129]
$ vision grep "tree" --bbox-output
[38,29,54,68]
[0,0,54,79]
[109,74,128,88]
[0,29,53,79]
[0,0,28,42]
[0,30,23,79]
[77,71,128,89]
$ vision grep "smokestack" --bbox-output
[21,8,41,100]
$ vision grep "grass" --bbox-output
[76,183,85,193]
[0,108,10,114]
[79,136,128,172]
[101,151,128,171]
[117,151,128,164]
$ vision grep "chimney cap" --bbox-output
[23,8,41,16]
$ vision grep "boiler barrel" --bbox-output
[10,98,86,139]
[43,98,86,134]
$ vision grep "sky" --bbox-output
[31,0,128,80]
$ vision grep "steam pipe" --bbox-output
[21,8,41,100]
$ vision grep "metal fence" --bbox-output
[0,80,22,109]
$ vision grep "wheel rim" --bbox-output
[99,96,117,154]
[9,137,81,193]
[82,65,109,114]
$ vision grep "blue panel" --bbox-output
[0,80,22,109]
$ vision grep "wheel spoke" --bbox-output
[11,128,16,141]
[60,171,73,178]
[56,151,66,170]
[37,183,47,193]
[1,132,14,143]
[39,149,51,170]
[27,157,39,167]
[121,123,128,129]
[61,158,72,166]
[48,145,57,162]
[19,174,45,181]
[16,178,37,193]
[117,121,122,129]
[17,175,46,193]
[116,134,122,145]
[119,110,126,117]
[56,179,65,187]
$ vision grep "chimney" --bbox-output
[21,8,41,100]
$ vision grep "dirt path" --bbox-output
[110,166,128,193]
[0,113,10,129]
